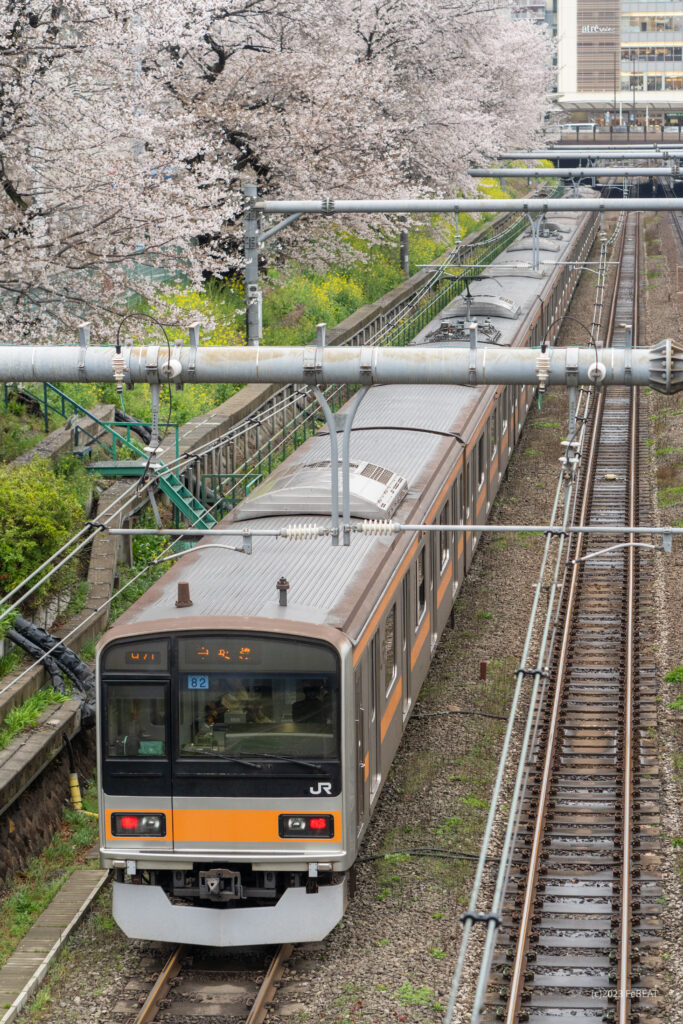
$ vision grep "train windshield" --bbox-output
[176,635,340,763]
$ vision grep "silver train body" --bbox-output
[97,210,597,946]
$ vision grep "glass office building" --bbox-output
[557,1,683,123]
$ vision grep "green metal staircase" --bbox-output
[157,471,217,528]
[4,383,216,529]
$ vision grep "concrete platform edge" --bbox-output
[0,870,109,1024]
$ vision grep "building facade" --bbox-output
[557,1,683,123]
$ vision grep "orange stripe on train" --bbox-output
[172,809,341,844]
[411,613,431,670]
[437,562,454,606]
[381,676,403,742]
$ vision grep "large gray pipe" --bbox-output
[253,198,683,215]
[469,167,678,178]
[499,150,682,160]
[0,340,681,392]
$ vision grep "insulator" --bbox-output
[357,519,400,536]
[112,352,126,393]
[282,524,324,541]
[535,351,551,393]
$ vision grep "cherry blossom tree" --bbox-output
[0,0,552,341]
[0,2,236,340]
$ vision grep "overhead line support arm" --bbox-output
[0,341,681,394]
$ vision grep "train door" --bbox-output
[369,635,382,802]
[402,575,411,720]
[501,388,512,472]
[410,542,431,700]
[475,430,487,534]
[354,666,369,837]
[453,473,465,598]
[464,457,473,567]
[433,499,454,638]
[379,602,402,763]
[491,403,501,499]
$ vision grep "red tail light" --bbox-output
[111,812,166,837]
[279,814,334,838]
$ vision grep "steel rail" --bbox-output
[134,944,185,1024]
[246,944,293,1024]
[503,214,630,1022]
[131,943,292,1024]
[618,217,640,1024]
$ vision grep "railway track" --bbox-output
[482,214,662,1023]
[121,943,293,1024]
[657,178,683,255]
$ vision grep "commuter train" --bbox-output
[97,207,597,946]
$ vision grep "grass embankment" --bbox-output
[0,788,99,975]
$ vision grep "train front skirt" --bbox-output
[112,877,347,946]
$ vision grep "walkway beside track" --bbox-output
[0,868,108,1024]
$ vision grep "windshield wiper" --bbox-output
[180,750,264,769]
[179,750,333,773]
[257,753,332,773]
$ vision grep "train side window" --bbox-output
[502,390,509,436]
[439,501,450,571]
[477,435,485,489]
[465,462,471,519]
[490,409,498,458]
[416,547,426,625]
[384,605,397,695]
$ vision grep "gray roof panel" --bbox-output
[117,516,400,635]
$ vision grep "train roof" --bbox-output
[107,210,589,644]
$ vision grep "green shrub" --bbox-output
[0,459,88,608]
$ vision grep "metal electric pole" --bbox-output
[243,183,262,347]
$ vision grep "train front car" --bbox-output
[97,620,353,946]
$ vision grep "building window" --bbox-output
[624,15,683,34]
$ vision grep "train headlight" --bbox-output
[279,814,334,838]
[111,812,166,837]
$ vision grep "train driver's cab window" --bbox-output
[384,604,397,695]
[176,636,339,760]
[416,547,426,626]
[106,684,167,757]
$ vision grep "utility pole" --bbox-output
[243,183,262,347]
[399,228,410,276]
